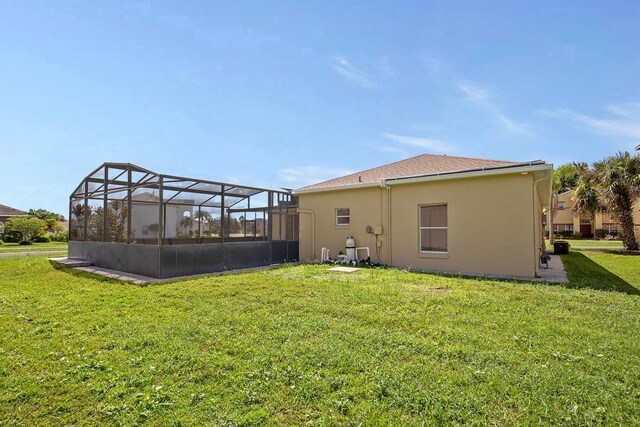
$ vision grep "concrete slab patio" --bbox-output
[536,253,568,283]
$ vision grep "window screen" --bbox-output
[420,204,447,252]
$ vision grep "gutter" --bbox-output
[295,163,553,195]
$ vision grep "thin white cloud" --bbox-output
[278,165,355,187]
[331,57,375,88]
[382,133,456,153]
[604,102,640,121]
[551,103,640,141]
[457,80,532,136]
[375,145,410,155]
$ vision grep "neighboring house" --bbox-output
[0,203,28,233]
[551,189,640,238]
[295,154,552,279]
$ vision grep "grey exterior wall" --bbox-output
[68,241,299,279]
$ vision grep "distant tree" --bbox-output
[107,200,128,242]
[550,162,588,243]
[6,217,48,242]
[179,215,194,236]
[70,204,91,240]
[28,208,66,233]
[194,210,212,237]
[88,207,104,241]
[208,217,221,236]
[553,162,586,194]
[572,168,603,227]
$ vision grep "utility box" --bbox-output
[374,225,383,235]
[554,240,569,255]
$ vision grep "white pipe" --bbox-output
[297,208,316,260]
[533,175,547,277]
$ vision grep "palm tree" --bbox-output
[179,215,194,236]
[551,162,585,242]
[193,210,212,237]
[592,152,640,250]
[70,203,92,240]
[572,166,602,235]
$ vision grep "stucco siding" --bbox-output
[298,187,389,264]
[389,174,535,277]
[298,172,540,278]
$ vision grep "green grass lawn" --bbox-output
[547,239,623,248]
[0,241,68,254]
[560,249,640,294]
[1,256,639,425]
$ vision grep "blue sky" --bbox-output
[1,1,639,216]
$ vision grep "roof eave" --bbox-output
[385,163,552,186]
[295,181,382,194]
[294,163,553,195]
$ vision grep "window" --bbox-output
[553,224,573,231]
[604,224,619,232]
[336,208,350,226]
[420,204,447,253]
[0,221,4,234]
[558,201,565,210]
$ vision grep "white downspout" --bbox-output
[533,175,547,277]
[297,208,316,261]
[380,179,392,266]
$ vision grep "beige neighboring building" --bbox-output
[295,154,552,279]
[552,189,640,238]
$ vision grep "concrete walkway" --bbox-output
[49,257,289,284]
[74,266,159,285]
[537,253,568,283]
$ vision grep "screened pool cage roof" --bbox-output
[70,162,288,208]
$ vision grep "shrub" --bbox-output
[34,235,51,243]
[6,217,47,242]
[18,241,33,245]
[594,229,607,239]
[1,230,21,243]
[572,231,582,239]
[557,230,574,238]
[50,231,68,242]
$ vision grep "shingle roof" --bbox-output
[296,154,544,192]
[0,204,28,217]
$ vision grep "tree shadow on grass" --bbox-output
[559,251,640,295]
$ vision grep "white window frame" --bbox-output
[335,208,350,226]
[419,204,448,254]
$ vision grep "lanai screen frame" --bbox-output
[68,163,298,278]
[69,162,298,245]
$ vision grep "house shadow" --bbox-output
[559,251,640,296]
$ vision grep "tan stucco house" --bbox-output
[552,189,640,238]
[295,154,553,279]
